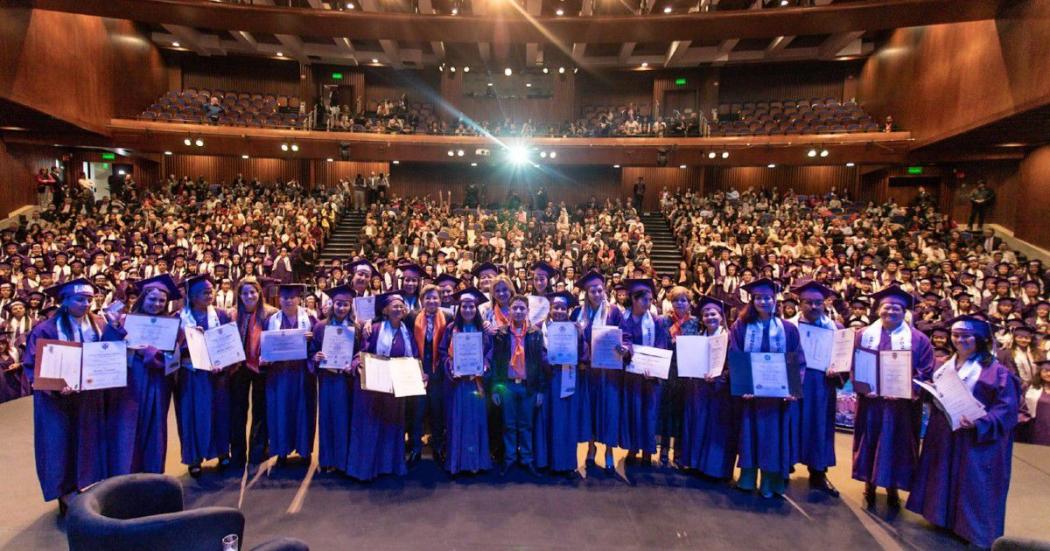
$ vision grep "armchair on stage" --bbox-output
[66,474,309,551]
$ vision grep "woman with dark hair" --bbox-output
[0,325,30,403]
[620,279,671,468]
[728,278,804,499]
[906,315,1021,549]
[108,274,181,475]
[22,278,126,512]
[311,284,354,473]
[541,290,587,476]
[175,274,234,478]
[438,288,492,475]
[230,277,276,468]
[407,284,449,465]
[1020,360,1050,445]
[262,284,317,466]
[677,295,737,480]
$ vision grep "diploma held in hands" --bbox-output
[452,332,485,376]
[675,333,729,378]
[320,326,355,371]
[915,368,987,431]
[546,322,579,365]
[878,350,913,399]
[260,328,308,363]
[33,339,128,391]
[626,345,673,379]
[124,314,181,351]
[590,326,623,369]
[799,325,854,373]
[354,296,376,324]
[729,351,801,398]
[527,296,550,327]
[185,322,246,371]
[361,353,426,397]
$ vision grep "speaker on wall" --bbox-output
[339,142,351,161]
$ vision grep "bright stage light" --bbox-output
[507,145,530,165]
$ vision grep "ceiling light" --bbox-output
[276,52,284,57]
[450,66,457,73]
[556,7,564,15]
[820,149,829,157]
[439,65,444,72]
[663,5,672,13]
[372,58,379,63]
[708,151,717,159]
[504,67,512,76]
[526,82,532,87]
[540,151,548,158]
[807,148,817,157]
[846,162,855,167]
[613,164,621,168]
[768,163,776,168]
[241,154,250,159]
[573,67,578,73]
[549,151,556,159]
[558,67,565,74]
[448,150,455,156]
[172,41,181,47]
[780,0,789,5]
[164,151,173,156]
[183,138,192,146]
[471,162,478,167]
[679,164,687,169]
[463,66,470,72]
[291,144,299,152]
[641,62,649,68]
[194,138,204,147]
[326,157,334,162]
[487,82,494,87]
[457,149,465,157]
[451,7,458,14]
[347,2,355,7]
[281,144,290,152]
[507,145,529,165]
[393,160,400,164]
[721,151,729,159]
[543,67,549,74]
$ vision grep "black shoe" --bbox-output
[188,464,203,478]
[57,496,70,516]
[407,451,422,467]
[275,456,288,467]
[525,464,541,477]
[887,488,901,509]
[499,463,513,477]
[298,453,312,465]
[809,473,840,498]
[863,484,876,509]
[217,456,231,471]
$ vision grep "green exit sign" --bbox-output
[101,152,116,160]
[674,78,687,86]
[331,72,344,80]
[101,163,109,169]
[907,166,923,175]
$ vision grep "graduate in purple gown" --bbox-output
[542,291,587,475]
[311,284,354,473]
[346,291,415,480]
[570,270,623,472]
[174,275,234,478]
[906,316,1021,548]
[792,280,847,497]
[0,330,30,403]
[728,278,803,499]
[108,274,181,476]
[677,295,737,480]
[1019,360,1050,445]
[407,284,450,466]
[23,278,126,510]
[528,261,558,469]
[620,278,671,466]
[438,288,492,475]
[262,283,317,465]
[851,285,934,509]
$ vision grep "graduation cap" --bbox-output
[742,277,780,294]
[575,270,605,289]
[947,314,995,338]
[698,295,727,312]
[531,261,559,278]
[546,290,578,310]
[781,297,799,305]
[471,262,499,277]
[1010,323,1036,335]
[399,262,424,277]
[625,278,656,297]
[868,285,915,309]
[3,297,27,313]
[183,274,213,294]
[434,273,461,288]
[952,291,973,301]
[346,259,377,276]
[136,274,182,300]
[375,291,406,312]
[452,288,489,306]
[921,291,942,300]
[44,278,96,299]
[277,283,307,296]
[324,284,355,299]
[790,279,837,299]
[929,325,950,336]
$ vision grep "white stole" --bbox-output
[268,307,311,332]
[377,320,413,357]
[180,306,220,330]
[743,317,786,353]
[860,319,912,351]
[936,355,982,392]
[1025,387,1043,418]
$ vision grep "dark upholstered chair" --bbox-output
[993,537,1050,551]
[67,474,308,551]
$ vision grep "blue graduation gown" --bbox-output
[345,322,413,480]
[107,344,172,475]
[677,324,738,478]
[175,309,233,465]
[850,327,934,490]
[439,326,492,474]
[542,321,588,472]
[571,305,623,447]
[23,315,127,501]
[797,319,846,471]
[312,319,353,470]
[264,312,318,458]
[620,313,671,454]
[906,360,1020,548]
[728,318,804,477]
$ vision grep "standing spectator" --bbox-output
[107,170,124,201]
[76,171,96,215]
[377,173,390,202]
[353,173,367,211]
[633,177,646,211]
[49,166,65,210]
[882,115,895,132]
[367,171,379,204]
[34,168,54,208]
[968,179,996,230]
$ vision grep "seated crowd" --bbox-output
[0,173,1044,549]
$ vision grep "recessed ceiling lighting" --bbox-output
[470,162,478,167]
[721,151,729,159]
[451,7,458,14]
[998,142,1027,147]
[457,149,465,157]
[543,67,549,74]
[450,66,456,72]
[526,82,532,87]
[846,162,855,167]
[164,151,173,156]
[392,160,400,164]
[183,138,192,146]
[708,151,717,159]
[347,2,355,8]
[820,149,829,157]
[281,144,290,152]
[679,164,687,169]
[540,151,548,158]
[768,163,776,168]
[663,6,672,13]
[487,82,493,86]
[194,138,204,147]
[448,150,455,156]
[780,0,789,5]
[807,148,817,157]
[555,7,564,15]
[504,67,512,76]
[641,62,649,68]
[172,41,180,47]
[549,151,556,158]
[613,164,620,168]
[242,154,249,159]
[558,67,565,74]
[372,58,379,64]
[276,52,284,57]
[291,144,300,152]
[463,66,470,72]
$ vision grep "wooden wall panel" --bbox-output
[944,161,1020,232]
[365,69,441,110]
[621,167,702,211]
[389,163,621,206]
[718,61,857,105]
[857,0,1050,145]
[705,165,860,198]
[438,71,575,127]
[652,70,719,120]
[575,71,652,118]
[161,154,303,184]
[1015,146,1050,249]
[106,19,168,118]
[0,142,58,217]
[175,53,302,98]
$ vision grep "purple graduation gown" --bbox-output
[0,357,31,403]
[571,305,623,447]
[23,315,127,501]
[620,313,672,454]
[175,309,233,465]
[264,311,318,458]
[346,322,413,480]
[677,324,738,478]
[311,319,353,470]
[439,326,493,474]
[850,326,934,490]
[728,318,804,477]
[905,360,1020,548]
[541,322,588,472]
[106,344,172,475]
[797,319,846,471]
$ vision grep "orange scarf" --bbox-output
[414,309,446,370]
[670,311,692,341]
[509,321,527,379]
[494,304,511,328]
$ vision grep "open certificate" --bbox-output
[124,314,181,351]
[589,326,623,369]
[527,296,550,327]
[452,332,485,376]
[81,341,128,391]
[361,353,426,397]
[878,350,913,399]
[728,351,801,398]
[185,322,246,371]
[353,296,376,324]
[33,339,127,391]
[260,328,308,362]
[852,349,878,394]
[675,333,729,379]
[626,345,673,379]
[546,322,579,365]
[320,325,355,371]
[915,368,987,431]
[828,330,855,373]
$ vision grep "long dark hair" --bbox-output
[453,301,484,331]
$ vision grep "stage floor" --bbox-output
[1,396,1048,550]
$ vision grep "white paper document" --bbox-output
[36,341,85,391]
[915,368,988,431]
[388,357,426,397]
[676,333,729,379]
[626,345,673,380]
[185,322,246,371]
[853,349,878,392]
[527,295,551,327]
[260,328,308,363]
[750,352,790,398]
[320,325,355,371]
[879,350,913,399]
[589,326,623,369]
[452,332,485,376]
[80,341,128,390]
[354,296,376,324]
[124,314,181,351]
[546,322,579,365]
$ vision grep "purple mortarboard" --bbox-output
[452,288,489,305]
